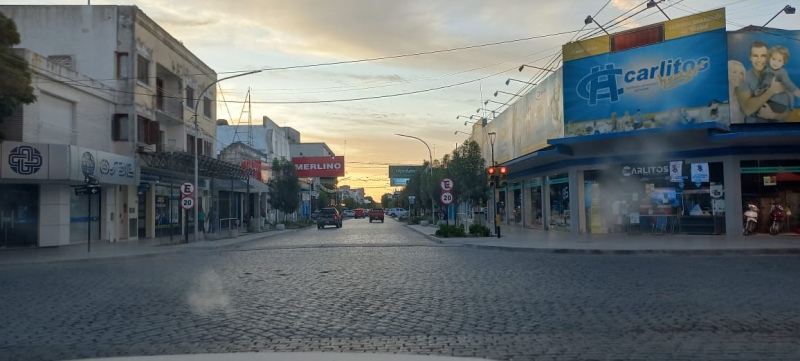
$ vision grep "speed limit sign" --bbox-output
[440,191,453,205]
[180,196,195,210]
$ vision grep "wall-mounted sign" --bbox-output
[292,156,345,177]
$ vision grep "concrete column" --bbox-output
[724,156,742,236]
[522,180,532,228]
[542,176,551,230]
[39,185,70,247]
[100,185,117,242]
[570,168,583,233]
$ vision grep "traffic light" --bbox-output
[487,166,497,187]
[499,166,508,187]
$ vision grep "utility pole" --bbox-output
[487,132,499,238]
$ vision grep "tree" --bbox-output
[315,191,330,209]
[0,12,36,141]
[448,140,487,208]
[267,157,301,221]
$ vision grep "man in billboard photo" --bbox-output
[736,40,790,123]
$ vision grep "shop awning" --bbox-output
[708,123,800,147]
[547,121,731,156]
[138,151,248,180]
[502,145,574,176]
[212,178,270,193]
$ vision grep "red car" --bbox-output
[353,208,366,219]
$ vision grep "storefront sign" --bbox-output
[621,164,670,177]
[741,166,800,174]
[0,141,70,180]
[670,161,683,182]
[69,147,138,186]
[563,9,728,137]
[691,163,710,183]
[292,156,345,177]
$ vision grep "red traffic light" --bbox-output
[488,166,496,175]
[499,166,507,174]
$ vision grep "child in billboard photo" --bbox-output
[753,46,800,114]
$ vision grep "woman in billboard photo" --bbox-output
[728,60,746,124]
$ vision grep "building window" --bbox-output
[112,114,129,141]
[137,116,159,145]
[203,96,212,118]
[187,134,196,154]
[185,86,194,109]
[204,141,212,156]
[116,52,129,79]
[136,55,150,85]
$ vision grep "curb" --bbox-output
[0,228,307,267]
[0,249,187,267]
[460,243,800,256]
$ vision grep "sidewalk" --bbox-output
[0,229,297,266]
[406,222,800,255]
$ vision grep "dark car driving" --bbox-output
[317,207,342,229]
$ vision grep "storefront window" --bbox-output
[155,185,181,237]
[0,185,39,248]
[741,159,800,235]
[512,182,522,226]
[70,191,101,243]
[548,173,570,231]
[527,179,543,229]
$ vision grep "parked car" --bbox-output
[387,208,407,217]
[317,208,343,229]
[354,208,366,219]
[311,211,320,221]
[342,209,355,217]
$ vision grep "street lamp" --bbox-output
[395,133,435,220]
[505,78,536,86]
[494,90,521,98]
[192,69,262,242]
[485,99,510,107]
[763,5,795,27]
[518,64,556,73]
[456,115,481,121]
[646,0,671,20]
[476,108,497,118]
[584,15,609,35]
[487,132,498,237]
[454,131,471,136]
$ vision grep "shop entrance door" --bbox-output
[0,185,39,248]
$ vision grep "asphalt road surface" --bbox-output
[1,218,799,361]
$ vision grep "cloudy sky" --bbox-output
[5,0,798,198]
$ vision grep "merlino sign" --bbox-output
[292,156,345,177]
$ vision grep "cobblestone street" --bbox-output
[2,219,799,360]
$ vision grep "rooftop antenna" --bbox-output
[232,87,254,146]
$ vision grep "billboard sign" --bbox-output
[727,28,800,123]
[389,165,423,187]
[562,9,729,137]
[292,156,345,177]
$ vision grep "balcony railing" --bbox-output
[156,92,184,119]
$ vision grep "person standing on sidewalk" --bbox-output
[198,208,206,233]
[208,207,218,234]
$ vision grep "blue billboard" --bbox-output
[562,10,729,137]
[728,28,800,124]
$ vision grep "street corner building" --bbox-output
[473,8,800,238]
[0,5,254,248]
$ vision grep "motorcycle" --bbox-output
[743,203,759,236]
[769,203,785,235]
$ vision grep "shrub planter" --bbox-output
[420,220,430,226]
[275,223,286,230]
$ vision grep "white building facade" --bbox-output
[1,5,230,245]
